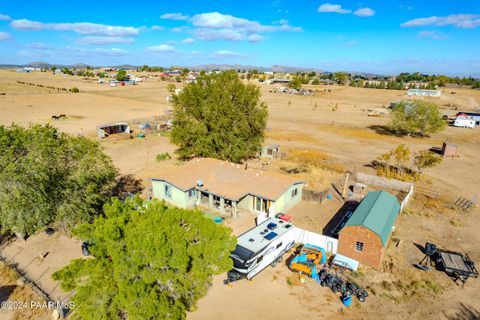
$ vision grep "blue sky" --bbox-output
[0,0,479,75]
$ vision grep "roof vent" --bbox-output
[197,179,204,187]
[267,222,277,230]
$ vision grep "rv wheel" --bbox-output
[270,260,278,267]
[277,256,283,263]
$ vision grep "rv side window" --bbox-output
[256,256,263,264]
[276,242,282,249]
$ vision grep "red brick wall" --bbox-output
[337,226,385,269]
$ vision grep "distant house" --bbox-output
[407,89,441,97]
[337,191,401,269]
[186,73,197,83]
[165,70,181,76]
[151,158,304,217]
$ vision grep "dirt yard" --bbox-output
[0,70,479,319]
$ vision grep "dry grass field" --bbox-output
[1,69,479,319]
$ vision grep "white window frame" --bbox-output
[188,188,196,198]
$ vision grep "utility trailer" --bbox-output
[226,218,295,283]
[417,242,479,285]
[437,251,479,285]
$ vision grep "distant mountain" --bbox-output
[186,64,323,73]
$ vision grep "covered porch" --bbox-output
[196,190,275,219]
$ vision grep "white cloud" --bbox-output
[77,36,134,45]
[417,31,448,40]
[171,27,187,33]
[212,50,246,58]
[10,19,140,36]
[26,42,48,49]
[0,14,11,21]
[317,3,351,14]
[354,8,375,17]
[401,14,480,28]
[182,37,195,43]
[160,13,189,21]
[193,28,245,41]
[151,25,164,31]
[247,34,264,42]
[147,44,177,53]
[0,32,11,40]
[189,12,301,42]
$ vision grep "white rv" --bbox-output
[230,217,295,280]
[454,116,476,129]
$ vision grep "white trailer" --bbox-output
[230,218,295,280]
[454,116,476,128]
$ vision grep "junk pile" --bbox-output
[289,244,368,305]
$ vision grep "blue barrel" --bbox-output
[341,295,352,307]
[327,194,333,200]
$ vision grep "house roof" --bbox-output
[343,190,400,246]
[152,158,303,201]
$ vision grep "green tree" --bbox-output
[312,78,320,85]
[116,69,127,81]
[392,144,411,174]
[170,71,268,163]
[413,150,442,178]
[52,198,236,320]
[288,76,303,90]
[0,124,118,236]
[334,72,349,85]
[388,100,446,136]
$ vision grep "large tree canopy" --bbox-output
[388,100,445,137]
[170,71,268,163]
[53,198,236,320]
[0,124,118,236]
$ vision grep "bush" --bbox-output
[156,152,171,161]
[69,87,80,93]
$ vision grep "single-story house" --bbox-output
[337,190,400,269]
[151,158,304,217]
[407,89,441,97]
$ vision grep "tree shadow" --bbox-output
[444,303,480,320]
[0,285,17,304]
[368,125,403,137]
[113,174,144,200]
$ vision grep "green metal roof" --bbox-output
[344,190,400,246]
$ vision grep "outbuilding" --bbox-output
[337,190,400,269]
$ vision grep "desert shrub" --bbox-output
[69,87,80,93]
[156,152,171,161]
